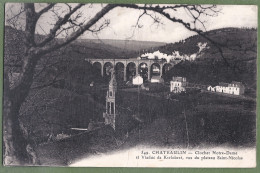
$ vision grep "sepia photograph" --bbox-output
[3,3,257,167]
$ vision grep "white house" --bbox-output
[208,81,245,95]
[227,81,245,95]
[170,77,187,93]
[215,82,229,93]
[151,76,164,83]
[133,75,143,85]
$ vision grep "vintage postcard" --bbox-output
[2,3,257,167]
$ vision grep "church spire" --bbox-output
[109,68,117,91]
[103,67,117,130]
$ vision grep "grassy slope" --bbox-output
[36,90,256,165]
[116,90,256,148]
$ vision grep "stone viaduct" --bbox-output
[87,58,181,81]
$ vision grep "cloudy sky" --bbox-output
[6,4,258,43]
[98,5,257,43]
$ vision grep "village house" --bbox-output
[216,82,229,93]
[132,74,144,85]
[170,77,187,93]
[207,81,245,95]
[151,76,164,83]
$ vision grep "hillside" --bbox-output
[4,26,166,144]
[160,28,257,90]
[157,27,257,56]
[5,26,257,92]
[76,39,166,52]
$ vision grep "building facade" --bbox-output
[151,76,164,83]
[170,77,187,93]
[207,81,245,95]
[133,75,144,85]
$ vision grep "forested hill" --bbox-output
[76,39,166,52]
[161,27,257,91]
[156,27,257,56]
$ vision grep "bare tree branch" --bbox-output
[6,7,25,25]
[36,3,85,47]
[33,4,117,55]
[36,3,55,17]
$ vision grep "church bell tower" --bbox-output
[103,68,117,130]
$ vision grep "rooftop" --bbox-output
[172,76,186,82]
[218,82,229,87]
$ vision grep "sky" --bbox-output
[91,5,257,43]
[5,4,258,43]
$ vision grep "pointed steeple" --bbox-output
[103,67,117,130]
[109,68,117,91]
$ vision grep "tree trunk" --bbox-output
[3,54,40,165]
[3,97,29,165]
[3,71,29,165]
[3,72,19,165]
